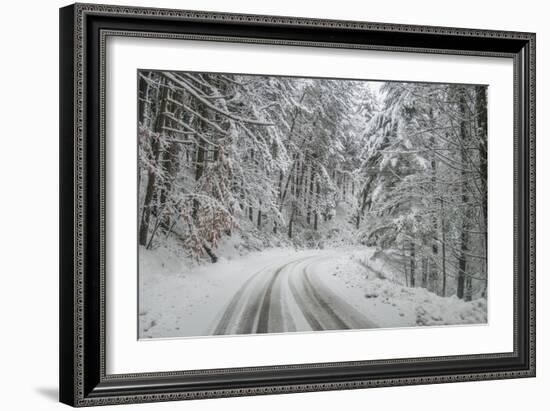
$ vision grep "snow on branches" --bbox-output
[137,71,487,300]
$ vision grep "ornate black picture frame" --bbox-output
[59,3,535,407]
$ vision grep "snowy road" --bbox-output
[140,246,487,339]
[210,253,378,335]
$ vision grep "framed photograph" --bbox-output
[59,3,536,407]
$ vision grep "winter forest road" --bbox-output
[210,253,378,335]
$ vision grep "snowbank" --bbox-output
[318,251,487,328]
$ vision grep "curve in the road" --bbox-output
[210,253,378,336]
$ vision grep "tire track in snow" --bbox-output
[212,264,273,335]
[242,258,311,334]
[301,266,351,330]
[212,251,376,335]
[273,266,297,333]
[256,257,309,333]
[287,257,351,331]
[255,262,289,333]
[287,262,325,331]
[304,263,378,329]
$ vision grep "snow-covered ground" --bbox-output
[139,246,302,338]
[139,245,487,339]
[318,250,487,329]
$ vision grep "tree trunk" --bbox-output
[139,161,158,247]
[457,89,470,300]
[202,243,218,264]
[138,71,153,127]
[342,174,346,198]
[429,126,438,293]
[403,242,409,287]
[421,257,428,289]
[158,90,179,231]
[288,207,295,239]
[274,166,283,235]
[298,157,306,206]
[356,187,367,229]
[457,250,466,299]
[138,78,168,247]
[442,241,447,297]
[356,177,373,229]
[192,140,205,221]
[306,165,314,225]
[410,242,416,287]
[476,86,488,297]
[314,178,320,230]
[441,199,447,297]
[465,275,472,302]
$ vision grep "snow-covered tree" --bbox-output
[137,71,487,301]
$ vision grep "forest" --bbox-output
[137,70,488,303]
